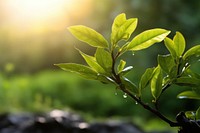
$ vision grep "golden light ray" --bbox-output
[2,0,93,34]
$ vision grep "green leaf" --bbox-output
[78,49,106,74]
[177,91,200,100]
[185,111,196,120]
[173,32,186,57]
[97,74,115,84]
[111,13,138,44]
[111,13,126,37]
[117,60,126,74]
[183,45,200,64]
[151,66,163,101]
[182,69,200,79]
[55,63,98,80]
[164,37,177,59]
[119,66,133,76]
[126,29,170,51]
[175,77,200,87]
[169,66,178,78]
[158,54,175,74]
[114,19,138,43]
[68,25,108,48]
[196,106,200,119]
[95,48,112,73]
[139,67,155,93]
[121,77,138,94]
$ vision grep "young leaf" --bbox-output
[118,66,133,76]
[117,60,126,74]
[68,25,108,48]
[111,13,126,35]
[151,66,163,101]
[78,49,106,74]
[126,29,170,51]
[111,13,127,44]
[111,13,138,45]
[158,54,175,74]
[196,106,200,120]
[164,37,177,59]
[121,77,138,94]
[114,18,138,43]
[173,32,186,57]
[95,48,112,73]
[183,45,200,64]
[139,67,155,92]
[55,63,98,80]
[185,111,196,120]
[177,91,200,100]
[97,74,115,84]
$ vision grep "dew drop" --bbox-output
[135,102,138,105]
[115,92,118,96]
[123,93,127,98]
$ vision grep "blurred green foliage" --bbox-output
[0,70,199,120]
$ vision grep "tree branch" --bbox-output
[111,51,180,127]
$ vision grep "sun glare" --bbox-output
[2,0,92,33]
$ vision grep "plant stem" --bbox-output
[111,51,180,127]
[122,87,180,127]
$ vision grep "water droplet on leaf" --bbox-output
[123,93,127,98]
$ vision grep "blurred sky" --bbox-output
[0,0,200,73]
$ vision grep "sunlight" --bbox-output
[2,0,92,33]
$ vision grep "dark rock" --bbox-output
[0,110,149,133]
[89,120,144,133]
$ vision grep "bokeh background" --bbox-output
[0,0,200,132]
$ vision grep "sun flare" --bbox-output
[2,0,92,33]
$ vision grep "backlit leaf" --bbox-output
[151,66,163,101]
[114,19,138,44]
[164,37,177,59]
[185,111,196,120]
[55,63,98,80]
[78,50,106,74]
[173,32,185,57]
[196,106,200,120]
[117,60,126,74]
[121,77,138,94]
[158,54,175,74]
[68,25,108,48]
[97,74,115,84]
[111,13,127,44]
[126,29,170,51]
[177,91,200,100]
[139,67,155,93]
[119,66,133,76]
[95,48,112,73]
[111,13,138,44]
[112,13,126,34]
[183,45,200,64]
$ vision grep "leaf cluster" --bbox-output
[55,13,200,125]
